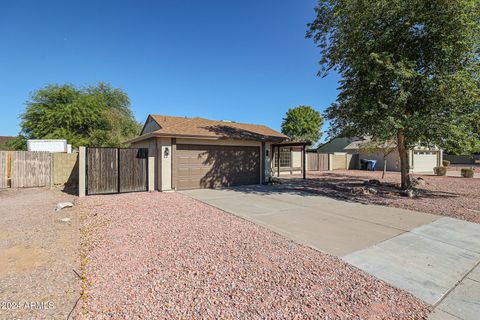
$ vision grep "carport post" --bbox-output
[148,155,155,192]
[79,146,86,197]
[277,146,280,177]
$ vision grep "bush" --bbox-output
[434,166,447,176]
[442,160,450,167]
[461,168,474,178]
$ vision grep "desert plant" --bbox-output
[434,166,447,176]
[442,160,450,167]
[461,168,474,178]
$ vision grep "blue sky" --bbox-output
[0,0,340,140]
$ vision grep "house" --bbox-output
[317,136,442,173]
[128,115,308,191]
[0,136,14,150]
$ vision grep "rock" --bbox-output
[401,189,417,198]
[417,178,427,186]
[411,177,426,187]
[366,179,381,186]
[352,186,377,195]
[59,217,71,223]
[56,202,74,211]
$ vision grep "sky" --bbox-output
[0,0,340,141]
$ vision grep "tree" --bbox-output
[307,0,480,189]
[15,83,140,149]
[281,106,323,143]
[358,139,397,179]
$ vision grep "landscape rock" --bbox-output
[59,217,71,223]
[411,177,427,187]
[79,192,430,319]
[367,179,382,186]
[365,187,378,194]
[351,186,377,195]
[55,202,74,211]
[401,189,417,198]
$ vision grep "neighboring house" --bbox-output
[317,136,442,173]
[129,114,307,191]
[0,136,14,150]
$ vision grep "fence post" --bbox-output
[50,153,54,188]
[79,147,86,197]
[148,155,155,192]
[328,153,333,171]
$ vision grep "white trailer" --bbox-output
[27,139,69,153]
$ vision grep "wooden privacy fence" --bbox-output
[86,147,148,195]
[0,151,51,188]
[307,153,329,171]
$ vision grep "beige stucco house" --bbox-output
[317,136,442,172]
[128,114,307,191]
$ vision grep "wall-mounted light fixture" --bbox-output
[164,147,170,158]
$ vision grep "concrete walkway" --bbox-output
[182,185,480,320]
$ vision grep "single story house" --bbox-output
[128,115,308,191]
[0,136,14,150]
[316,136,442,173]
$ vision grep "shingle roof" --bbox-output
[0,136,14,146]
[135,114,287,142]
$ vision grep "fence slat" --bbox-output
[307,153,329,171]
[10,151,51,188]
[0,151,7,189]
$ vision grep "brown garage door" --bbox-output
[175,144,260,190]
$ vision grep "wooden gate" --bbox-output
[86,147,148,195]
[307,153,329,171]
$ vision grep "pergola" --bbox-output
[271,140,312,179]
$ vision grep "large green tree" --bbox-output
[281,105,323,143]
[307,0,480,189]
[14,83,140,149]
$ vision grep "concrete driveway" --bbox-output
[182,184,480,320]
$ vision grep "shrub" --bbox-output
[461,168,474,178]
[434,166,447,176]
[442,160,450,167]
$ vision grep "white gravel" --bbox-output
[79,192,429,319]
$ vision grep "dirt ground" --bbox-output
[0,188,81,319]
[286,170,480,223]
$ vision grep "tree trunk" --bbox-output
[397,130,411,190]
[382,158,387,179]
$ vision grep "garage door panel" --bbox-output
[413,152,437,173]
[175,144,260,190]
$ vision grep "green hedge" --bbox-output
[434,166,447,176]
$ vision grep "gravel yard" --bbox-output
[288,170,480,224]
[79,192,429,319]
[0,188,81,319]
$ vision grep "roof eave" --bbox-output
[126,132,287,144]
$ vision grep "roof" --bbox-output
[130,114,288,143]
[0,136,14,146]
[0,136,15,150]
[344,137,396,150]
[271,141,311,147]
[328,136,440,151]
[316,136,361,153]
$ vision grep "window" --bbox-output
[274,147,292,167]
